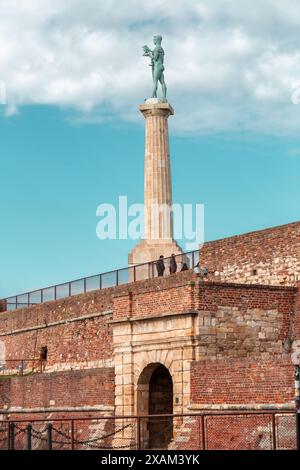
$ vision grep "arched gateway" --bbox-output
[137,363,173,449]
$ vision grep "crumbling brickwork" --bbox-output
[0,368,114,411]
[195,282,295,360]
[200,221,300,286]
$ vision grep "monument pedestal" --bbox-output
[128,100,183,267]
[128,239,182,265]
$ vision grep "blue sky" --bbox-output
[1,0,300,297]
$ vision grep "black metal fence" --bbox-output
[0,411,296,451]
[0,250,201,313]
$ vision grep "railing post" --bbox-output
[6,422,10,450]
[25,424,32,450]
[9,422,15,450]
[47,423,53,450]
[192,251,195,270]
[134,266,136,282]
[198,416,201,450]
[297,410,300,451]
[201,415,205,450]
[0,299,6,312]
[271,413,277,450]
[116,270,119,286]
[295,365,300,450]
[71,419,75,450]
[137,417,141,450]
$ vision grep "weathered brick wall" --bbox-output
[200,221,300,286]
[2,314,113,369]
[113,280,296,359]
[190,358,294,406]
[0,288,115,366]
[0,368,114,411]
[0,271,196,367]
[112,279,297,368]
[189,284,296,412]
[170,413,296,450]
[113,282,195,321]
[0,264,299,431]
[195,282,296,360]
[294,282,300,339]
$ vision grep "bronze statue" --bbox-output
[143,35,167,101]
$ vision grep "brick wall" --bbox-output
[113,280,195,321]
[170,412,296,450]
[113,280,296,360]
[201,221,300,286]
[0,264,299,425]
[190,358,294,406]
[2,314,113,368]
[0,368,114,411]
[294,282,300,339]
[0,270,196,366]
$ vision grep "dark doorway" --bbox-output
[148,364,173,449]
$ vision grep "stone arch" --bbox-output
[134,349,174,385]
[137,362,173,449]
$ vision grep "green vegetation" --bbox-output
[0,371,34,381]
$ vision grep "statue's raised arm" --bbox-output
[142,35,167,102]
[142,45,152,57]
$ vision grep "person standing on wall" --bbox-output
[156,255,165,277]
[169,254,177,274]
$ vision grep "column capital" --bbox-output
[139,101,174,118]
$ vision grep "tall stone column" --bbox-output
[129,100,183,266]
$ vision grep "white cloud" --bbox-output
[1,0,300,134]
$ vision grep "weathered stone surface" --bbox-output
[200,221,300,287]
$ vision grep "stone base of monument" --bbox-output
[128,239,184,281]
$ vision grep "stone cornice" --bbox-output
[109,309,198,325]
[0,405,114,415]
[188,403,294,411]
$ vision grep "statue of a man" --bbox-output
[143,35,167,101]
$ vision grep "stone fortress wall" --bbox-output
[1,221,300,449]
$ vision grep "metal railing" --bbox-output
[0,250,201,313]
[0,410,296,451]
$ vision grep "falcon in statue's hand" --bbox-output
[142,45,151,57]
